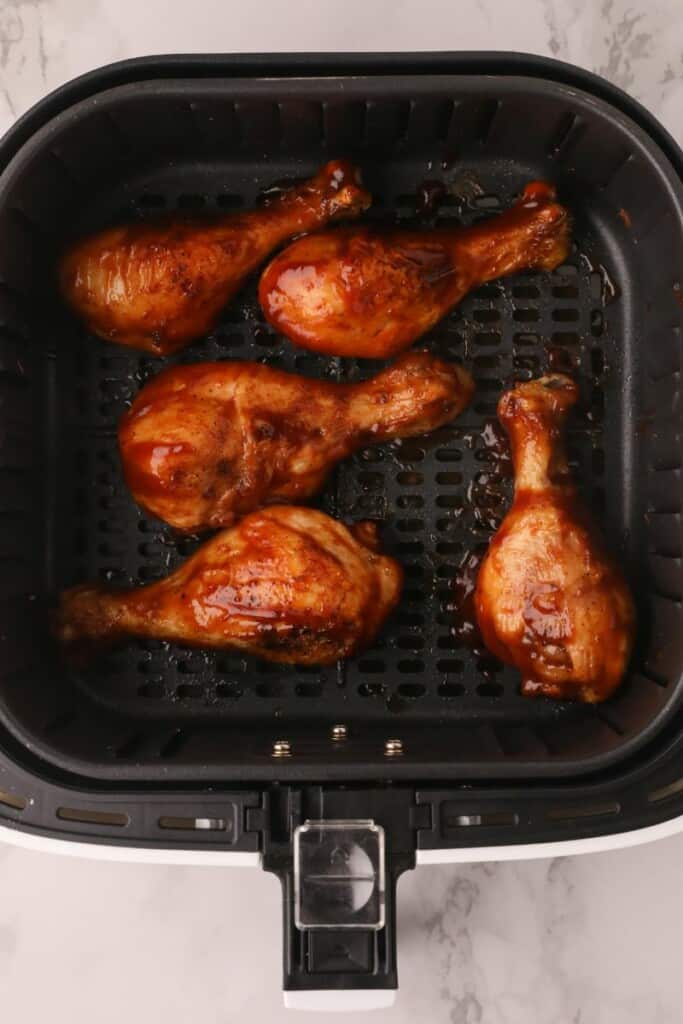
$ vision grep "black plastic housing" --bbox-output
[0,53,681,810]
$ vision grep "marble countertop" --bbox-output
[1,1,682,1021]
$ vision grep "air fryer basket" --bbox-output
[0,66,681,784]
[1,52,683,1003]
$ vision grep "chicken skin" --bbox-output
[60,160,371,355]
[55,507,402,666]
[474,374,635,703]
[259,181,571,359]
[119,351,474,532]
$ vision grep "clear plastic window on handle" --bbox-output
[293,819,386,930]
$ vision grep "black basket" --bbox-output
[0,53,682,1000]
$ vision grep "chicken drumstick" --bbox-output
[474,374,635,703]
[60,160,371,355]
[259,182,570,359]
[119,351,474,532]
[55,507,403,666]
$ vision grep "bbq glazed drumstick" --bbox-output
[60,160,371,355]
[55,507,403,666]
[259,182,570,359]
[474,374,635,703]
[119,351,474,532]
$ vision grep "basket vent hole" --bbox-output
[216,681,243,700]
[215,193,243,208]
[295,682,322,698]
[552,331,580,347]
[436,541,461,556]
[513,308,539,323]
[552,308,579,322]
[512,284,540,299]
[138,194,165,208]
[256,681,284,698]
[358,681,386,697]
[397,443,425,463]
[177,193,206,210]
[176,684,203,700]
[397,682,426,698]
[359,447,384,463]
[396,517,424,532]
[473,283,502,300]
[476,682,504,697]
[552,284,579,299]
[436,471,462,486]
[438,682,465,698]
[473,354,501,370]
[396,636,425,651]
[514,332,540,347]
[396,612,424,628]
[398,659,424,673]
[473,308,500,323]
[472,194,501,210]
[396,470,424,486]
[435,448,461,463]
[438,659,464,674]
[474,331,501,347]
[137,565,163,582]
[396,540,424,556]
[397,494,424,510]
[436,495,462,509]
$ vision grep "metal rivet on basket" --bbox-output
[272,739,292,758]
[331,724,348,741]
[384,738,404,757]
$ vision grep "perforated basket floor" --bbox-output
[0,71,682,781]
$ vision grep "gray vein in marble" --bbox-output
[598,0,653,90]
[0,0,49,121]
[543,0,579,57]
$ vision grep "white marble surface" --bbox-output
[1,1,683,1021]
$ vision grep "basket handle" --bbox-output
[262,796,415,1008]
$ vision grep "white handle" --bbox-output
[284,990,396,1012]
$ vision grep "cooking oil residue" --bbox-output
[618,207,632,229]
[579,252,620,305]
[257,177,305,204]
[480,417,511,470]
[472,418,513,532]
[451,548,485,649]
